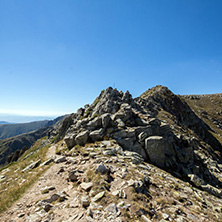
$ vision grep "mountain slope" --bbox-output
[182,93,222,145]
[0,116,65,166]
[0,120,49,140]
[59,86,222,193]
[0,85,222,221]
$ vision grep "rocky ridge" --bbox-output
[1,85,222,221]
[56,86,222,198]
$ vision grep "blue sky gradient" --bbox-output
[0,0,222,121]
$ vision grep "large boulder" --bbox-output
[113,103,133,125]
[87,116,102,130]
[75,130,89,145]
[64,133,76,148]
[130,142,148,160]
[89,128,104,142]
[101,113,112,128]
[145,136,166,167]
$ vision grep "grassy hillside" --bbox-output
[182,93,222,145]
[0,137,51,213]
[0,115,66,167]
[0,127,50,166]
[0,120,49,140]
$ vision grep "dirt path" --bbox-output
[0,145,87,222]
[1,143,222,222]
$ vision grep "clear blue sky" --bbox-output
[0,0,222,121]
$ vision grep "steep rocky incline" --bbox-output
[52,86,222,198]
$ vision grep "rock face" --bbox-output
[54,86,222,197]
[75,130,89,145]
[145,136,165,167]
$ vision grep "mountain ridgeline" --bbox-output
[0,120,49,140]
[1,85,222,196]
[53,86,222,196]
[1,85,222,221]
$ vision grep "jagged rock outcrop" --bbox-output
[56,86,222,198]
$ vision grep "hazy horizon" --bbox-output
[0,114,59,123]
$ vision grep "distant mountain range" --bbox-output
[0,121,11,124]
[0,115,66,166]
[0,120,49,140]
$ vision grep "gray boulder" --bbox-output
[201,184,222,197]
[131,142,147,160]
[118,138,134,149]
[67,170,78,182]
[103,147,116,156]
[135,126,153,137]
[76,118,90,129]
[101,113,112,128]
[160,123,171,135]
[64,133,76,148]
[116,118,125,128]
[188,174,205,187]
[75,130,89,145]
[89,128,104,142]
[22,160,41,172]
[138,132,148,143]
[95,162,109,174]
[145,136,165,167]
[113,103,133,123]
[87,116,102,129]
[113,130,127,139]
[55,156,66,163]
[120,103,133,120]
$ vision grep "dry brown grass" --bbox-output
[184,95,222,144]
[0,138,50,213]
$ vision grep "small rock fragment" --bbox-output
[67,171,78,182]
[54,156,66,164]
[80,182,93,192]
[141,215,152,222]
[81,196,90,208]
[91,191,105,202]
[105,203,118,214]
[95,162,109,174]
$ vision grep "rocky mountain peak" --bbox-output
[55,85,222,199]
[140,85,173,99]
[89,87,134,117]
